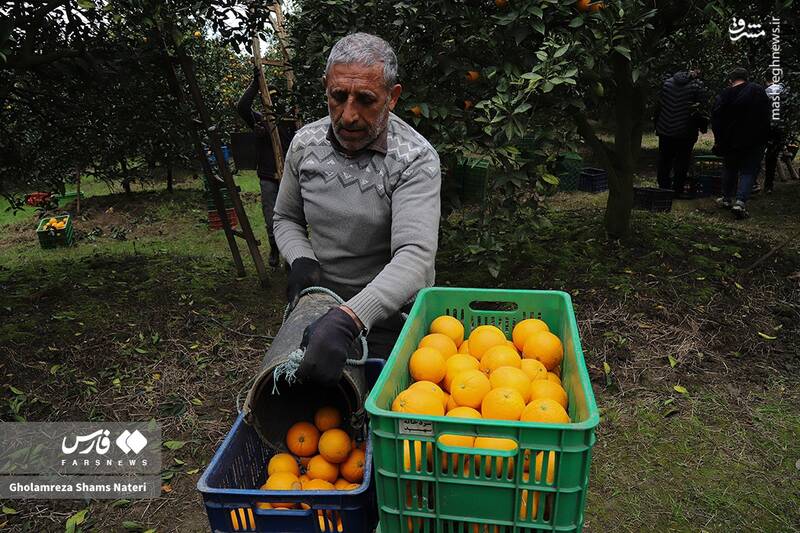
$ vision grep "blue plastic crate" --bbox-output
[198,359,384,533]
[578,167,608,193]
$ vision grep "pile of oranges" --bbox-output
[392,315,571,425]
[257,406,365,528]
[43,217,67,231]
[392,315,571,521]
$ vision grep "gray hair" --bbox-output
[325,33,398,89]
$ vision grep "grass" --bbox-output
[1,169,799,532]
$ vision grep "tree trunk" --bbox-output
[120,159,131,194]
[604,53,636,239]
[166,165,173,193]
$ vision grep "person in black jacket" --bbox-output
[654,69,707,196]
[236,69,295,267]
[711,67,771,219]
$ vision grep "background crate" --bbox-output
[578,168,607,193]
[557,156,583,192]
[36,215,74,249]
[453,158,489,204]
[633,187,673,212]
[198,359,384,533]
[366,288,600,533]
[208,208,238,230]
[692,155,724,197]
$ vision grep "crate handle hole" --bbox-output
[468,301,519,313]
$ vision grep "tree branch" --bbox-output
[573,110,618,172]
[5,49,84,70]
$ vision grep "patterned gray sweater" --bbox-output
[273,113,441,330]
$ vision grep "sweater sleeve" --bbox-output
[273,138,318,264]
[346,147,441,330]
[236,81,259,129]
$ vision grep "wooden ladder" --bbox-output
[155,23,270,287]
[251,0,303,180]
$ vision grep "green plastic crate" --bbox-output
[36,215,74,249]
[366,288,599,533]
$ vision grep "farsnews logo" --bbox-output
[61,429,148,456]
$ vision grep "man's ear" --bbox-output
[387,84,403,112]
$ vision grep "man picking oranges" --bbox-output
[273,33,441,386]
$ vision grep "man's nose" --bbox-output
[342,96,360,125]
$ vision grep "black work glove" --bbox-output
[252,66,260,84]
[297,307,362,387]
[286,257,322,308]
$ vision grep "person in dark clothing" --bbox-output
[236,69,295,267]
[654,69,707,196]
[711,67,771,219]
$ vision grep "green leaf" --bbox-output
[734,282,744,290]
[163,440,186,450]
[122,521,145,531]
[419,102,430,118]
[668,355,677,368]
[553,45,569,58]
[541,173,559,185]
[77,0,95,9]
[110,499,131,508]
[521,72,542,82]
[569,16,584,28]
[50,364,62,375]
[134,347,148,354]
[65,509,88,533]
[673,385,688,395]
[9,386,23,395]
[186,468,200,474]
[603,362,611,375]
[174,458,186,465]
[2,506,18,515]
[513,103,532,114]
[613,46,631,60]
[757,332,777,340]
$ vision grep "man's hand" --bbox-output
[286,257,322,308]
[297,307,362,387]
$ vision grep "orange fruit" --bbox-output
[268,453,300,477]
[438,433,474,471]
[520,490,540,520]
[495,0,508,7]
[334,478,351,490]
[256,501,272,510]
[468,325,507,359]
[450,369,491,409]
[429,315,465,347]
[265,472,301,508]
[466,70,480,82]
[522,331,563,371]
[505,340,520,353]
[443,354,480,391]
[314,406,342,432]
[409,347,447,383]
[458,340,471,354]
[340,449,365,483]
[392,388,445,416]
[304,478,335,491]
[341,482,360,490]
[286,421,320,457]
[481,388,525,420]
[534,450,556,484]
[409,380,447,409]
[480,345,521,375]
[410,105,423,117]
[306,455,339,483]
[529,380,568,410]
[299,474,310,486]
[489,366,531,402]
[546,372,562,385]
[403,440,433,471]
[418,333,458,359]
[446,406,482,419]
[318,429,352,464]
[520,399,570,424]
[473,437,517,476]
[446,394,458,412]
[520,359,548,382]
[512,319,549,351]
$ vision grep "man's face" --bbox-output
[325,62,402,153]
